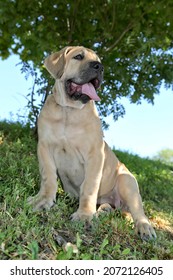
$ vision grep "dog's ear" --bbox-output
[44,46,73,79]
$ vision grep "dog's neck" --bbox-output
[53,80,85,109]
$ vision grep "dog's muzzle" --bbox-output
[66,61,104,104]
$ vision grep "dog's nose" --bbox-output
[91,61,104,72]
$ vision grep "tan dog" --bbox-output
[28,46,156,240]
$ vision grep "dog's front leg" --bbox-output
[71,146,105,221]
[28,142,57,211]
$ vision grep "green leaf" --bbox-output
[122,248,131,255]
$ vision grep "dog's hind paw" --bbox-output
[70,210,94,222]
[27,194,55,211]
[135,220,157,241]
[97,203,113,214]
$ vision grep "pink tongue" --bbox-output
[81,83,100,101]
[71,82,100,101]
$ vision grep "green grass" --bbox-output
[0,120,173,260]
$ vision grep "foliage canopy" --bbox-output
[153,149,173,165]
[0,0,173,122]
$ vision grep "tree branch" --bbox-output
[106,22,133,52]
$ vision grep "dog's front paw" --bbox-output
[27,193,55,211]
[71,210,94,222]
[135,219,156,240]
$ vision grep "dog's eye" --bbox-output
[73,54,84,60]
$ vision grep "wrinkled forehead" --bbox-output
[67,47,101,62]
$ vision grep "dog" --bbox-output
[28,46,156,240]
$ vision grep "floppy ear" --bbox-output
[44,46,73,79]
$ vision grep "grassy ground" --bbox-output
[0,120,173,260]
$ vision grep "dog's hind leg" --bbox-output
[116,172,156,240]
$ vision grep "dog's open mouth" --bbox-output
[66,79,101,103]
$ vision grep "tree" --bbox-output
[153,149,173,165]
[0,0,173,125]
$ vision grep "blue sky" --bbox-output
[0,55,173,158]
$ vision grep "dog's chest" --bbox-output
[39,100,99,196]
[52,109,86,196]
[54,138,85,196]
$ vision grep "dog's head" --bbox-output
[44,46,104,107]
